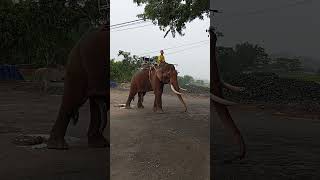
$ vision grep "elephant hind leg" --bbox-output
[88,96,108,148]
[47,106,77,149]
[137,92,145,108]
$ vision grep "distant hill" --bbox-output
[270,52,320,73]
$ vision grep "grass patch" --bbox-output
[278,72,320,83]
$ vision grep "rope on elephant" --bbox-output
[148,66,155,84]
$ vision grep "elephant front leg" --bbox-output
[88,96,109,148]
[47,80,87,150]
[47,106,72,149]
[153,90,164,112]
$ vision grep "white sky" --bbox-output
[110,0,210,80]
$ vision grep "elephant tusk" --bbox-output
[222,81,245,92]
[210,93,237,106]
[180,87,188,91]
[170,84,182,95]
[95,99,108,134]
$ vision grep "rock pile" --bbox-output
[223,72,320,108]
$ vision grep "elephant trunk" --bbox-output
[170,82,187,112]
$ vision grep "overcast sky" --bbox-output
[214,0,320,59]
[110,0,210,80]
[111,0,319,80]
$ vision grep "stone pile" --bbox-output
[223,72,320,108]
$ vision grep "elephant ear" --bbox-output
[155,68,163,81]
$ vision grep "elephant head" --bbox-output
[154,63,187,112]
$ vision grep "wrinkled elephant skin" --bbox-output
[47,25,109,150]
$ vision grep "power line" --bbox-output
[111,23,155,32]
[166,42,209,56]
[110,19,145,27]
[136,40,209,56]
[110,20,151,30]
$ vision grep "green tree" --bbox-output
[110,50,144,82]
[0,0,104,67]
[217,42,271,77]
[178,75,194,86]
[133,0,209,37]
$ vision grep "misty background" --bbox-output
[214,0,320,72]
[110,0,210,81]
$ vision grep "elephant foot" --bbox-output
[47,137,69,150]
[153,107,164,113]
[88,134,109,148]
[137,104,144,109]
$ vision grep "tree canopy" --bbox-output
[133,0,209,37]
[0,0,105,67]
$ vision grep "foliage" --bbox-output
[217,42,271,77]
[177,75,207,87]
[0,0,104,67]
[110,50,143,82]
[178,75,194,86]
[133,0,209,37]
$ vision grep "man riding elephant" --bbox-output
[156,50,166,65]
[125,62,187,112]
[47,24,109,150]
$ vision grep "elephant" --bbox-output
[47,24,109,150]
[125,62,187,112]
[209,27,246,163]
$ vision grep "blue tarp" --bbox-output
[0,65,24,80]
[110,81,117,88]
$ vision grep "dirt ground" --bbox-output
[110,88,210,180]
[213,105,320,179]
[1,81,320,179]
[0,81,108,180]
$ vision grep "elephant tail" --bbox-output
[71,110,80,125]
